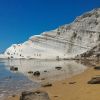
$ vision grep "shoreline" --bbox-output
[8,63,100,100]
[41,67,100,100]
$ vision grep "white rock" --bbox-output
[2,8,100,59]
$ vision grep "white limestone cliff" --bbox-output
[2,8,100,59]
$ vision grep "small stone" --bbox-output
[10,66,18,71]
[88,77,100,84]
[69,82,76,84]
[54,96,58,98]
[94,66,100,70]
[12,94,16,97]
[41,83,52,87]
[44,70,48,72]
[33,71,40,77]
[55,67,62,70]
[28,71,33,74]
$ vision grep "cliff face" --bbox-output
[4,8,100,59]
[76,43,100,59]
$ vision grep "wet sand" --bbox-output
[8,65,100,100]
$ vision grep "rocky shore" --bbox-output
[7,61,100,100]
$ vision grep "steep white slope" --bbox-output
[3,8,100,59]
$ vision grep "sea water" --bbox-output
[0,59,87,99]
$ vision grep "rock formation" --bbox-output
[20,91,50,100]
[2,8,100,59]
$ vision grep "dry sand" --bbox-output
[8,65,100,100]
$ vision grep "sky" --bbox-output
[0,0,100,53]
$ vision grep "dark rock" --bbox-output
[94,66,100,70]
[10,66,18,71]
[28,71,33,74]
[41,78,45,80]
[44,70,48,72]
[8,57,10,59]
[20,90,50,100]
[12,94,16,97]
[33,71,40,77]
[88,77,100,84]
[69,82,76,84]
[55,67,62,70]
[41,83,52,87]
[54,96,58,98]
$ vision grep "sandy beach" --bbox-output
[41,67,100,100]
[8,62,100,100]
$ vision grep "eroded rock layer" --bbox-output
[3,8,100,59]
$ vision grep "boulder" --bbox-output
[41,78,45,80]
[33,71,40,77]
[10,66,18,71]
[55,67,62,70]
[20,90,50,100]
[94,66,100,70]
[88,77,100,84]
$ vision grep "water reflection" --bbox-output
[4,59,87,82]
[0,59,87,99]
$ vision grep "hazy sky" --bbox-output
[0,0,100,52]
